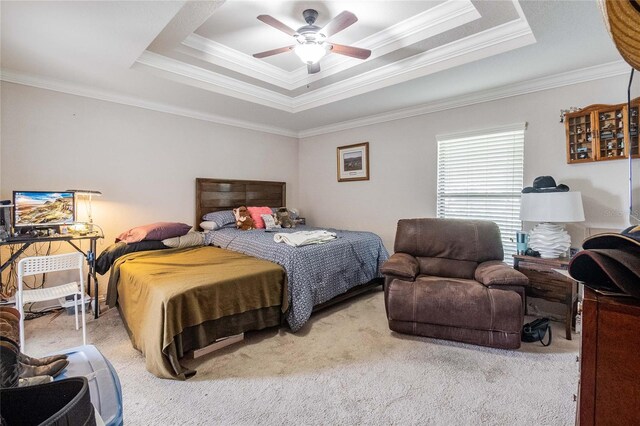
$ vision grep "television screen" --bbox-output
[13,191,75,228]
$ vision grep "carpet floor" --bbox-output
[24,290,579,425]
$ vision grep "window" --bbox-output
[436,124,525,260]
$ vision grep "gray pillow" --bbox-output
[202,210,236,230]
[162,231,205,248]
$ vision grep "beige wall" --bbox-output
[2,74,639,269]
[299,74,640,251]
[1,83,299,293]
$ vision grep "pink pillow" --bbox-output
[247,207,273,229]
[117,222,192,243]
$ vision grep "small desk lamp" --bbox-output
[67,189,102,232]
[520,191,585,258]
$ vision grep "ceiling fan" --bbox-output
[252,9,371,74]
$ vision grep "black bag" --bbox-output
[521,317,552,346]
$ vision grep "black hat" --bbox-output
[582,225,640,250]
[521,176,570,193]
[568,248,640,299]
[568,225,640,300]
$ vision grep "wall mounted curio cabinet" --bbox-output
[565,97,639,164]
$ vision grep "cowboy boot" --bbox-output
[0,307,20,321]
[0,319,20,348]
[0,311,20,325]
[18,352,68,367]
[1,316,68,366]
[18,375,53,387]
[0,340,20,388]
[19,359,69,379]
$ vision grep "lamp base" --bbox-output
[528,222,571,258]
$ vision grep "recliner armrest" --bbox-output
[381,253,419,281]
[475,260,529,287]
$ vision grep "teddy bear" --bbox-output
[274,207,295,228]
[233,206,255,230]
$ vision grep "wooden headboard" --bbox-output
[195,178,286,227]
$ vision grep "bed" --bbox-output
[196,178,389,331]
[105,178,387,379]
[106,246,287,380]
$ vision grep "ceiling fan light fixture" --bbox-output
[294,41,327,64]
[254,10,366,73]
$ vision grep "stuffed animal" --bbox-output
[233,206,255,230]
[274,207,295,228]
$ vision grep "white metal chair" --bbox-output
[17,252,87,348]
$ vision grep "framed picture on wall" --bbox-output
[337,142,369,182]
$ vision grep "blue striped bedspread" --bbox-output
[205,226,389,331]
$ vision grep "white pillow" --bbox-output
[261,214,281,230]
[200,221,217,231]
[162,231,205,248]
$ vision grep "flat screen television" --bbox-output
[12,191,75,228]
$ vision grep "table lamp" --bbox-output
[520,191,584,258]
[67,189,102,232]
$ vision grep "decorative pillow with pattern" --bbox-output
[201,210,236,230]
[247,206,274,229]
[261,214,281,230]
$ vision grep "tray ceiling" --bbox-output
[136,0,535,113]
[1,1,626,136]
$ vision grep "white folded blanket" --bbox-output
[273,230,337,247]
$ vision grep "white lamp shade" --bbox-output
[520,191,585,223]
[294,42,326,64]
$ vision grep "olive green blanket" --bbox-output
[107,246,287,379]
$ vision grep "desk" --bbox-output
[0,233,103,319]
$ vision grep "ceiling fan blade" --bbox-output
[253,46,294,59]
[328,43,371,60]
[257,15,297,36]
[307,63,321,74]
[321,11,357,37]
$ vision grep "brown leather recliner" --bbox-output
[382,218,529,349]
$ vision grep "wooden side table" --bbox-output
[513,254,577,340]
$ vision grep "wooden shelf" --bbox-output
[565,98,640,164]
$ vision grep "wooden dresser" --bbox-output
[579,287,640,425]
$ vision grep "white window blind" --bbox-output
[436,124,525,261]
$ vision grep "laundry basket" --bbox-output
[53,345,123,426]
[0,377,95,426]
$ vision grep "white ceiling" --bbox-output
[0,1,627,137]
[194,1,437,73]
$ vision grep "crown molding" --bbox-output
[1,60,630,141]
[298,60,631,138]
[134,51,295,112]
[289,0,480,85]
[178,0,479,90]
[0,69,298,138]
[178,34,296,90]
[291,15,535,112]
[139,4,534,113]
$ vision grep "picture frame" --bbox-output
[337,142,369,182]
